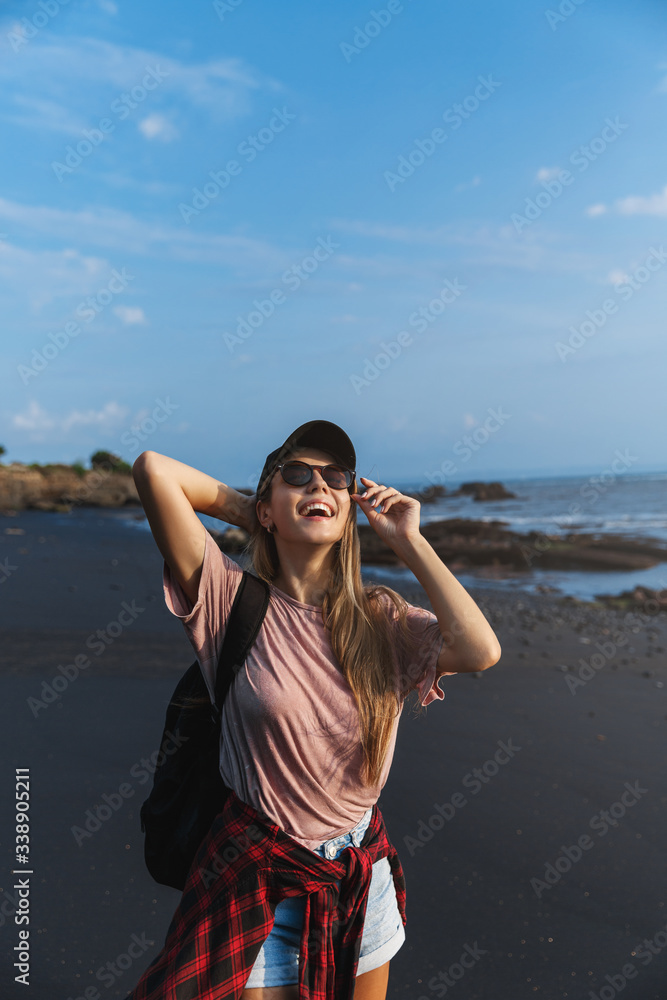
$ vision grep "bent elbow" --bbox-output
[479,643,502,671]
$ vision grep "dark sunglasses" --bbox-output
[275,461,356,490]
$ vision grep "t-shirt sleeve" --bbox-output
[384,595,456,707]
[162,528,244,704]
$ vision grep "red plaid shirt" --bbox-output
[126,788,407,999]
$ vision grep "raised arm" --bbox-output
[132,451,256,606]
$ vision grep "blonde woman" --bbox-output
[128,419,501,1000]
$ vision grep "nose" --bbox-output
[308,468,329,489]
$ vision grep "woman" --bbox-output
[130,419,501,1000]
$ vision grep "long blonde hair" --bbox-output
[246,470,431,787]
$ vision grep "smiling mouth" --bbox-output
[298,503,335,519]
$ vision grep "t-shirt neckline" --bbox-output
[269,581,323,614]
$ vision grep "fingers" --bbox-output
[353,478,398,514]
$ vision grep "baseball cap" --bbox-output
[256,420,357,497]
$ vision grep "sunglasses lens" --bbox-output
[282,462,310,485]
[281,462,353,489]
[323,466,352,489]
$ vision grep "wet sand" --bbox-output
[0,510,666,999]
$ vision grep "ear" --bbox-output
[255,496,270,531]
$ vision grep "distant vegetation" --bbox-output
[90,450,132,475]
[0,447,132,476]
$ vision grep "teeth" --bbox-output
[300,503,333,517]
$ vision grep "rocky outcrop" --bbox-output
[0,463,140,512]
[355,518,667,571]
[404,482,517,503]
[211,516,667,574]
[454,481,516,501]
[594,585,667,611]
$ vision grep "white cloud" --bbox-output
[0,197,298,273]
[536,167,562,183]
[454,175,481,193]
[113,305,147,324]
[463,413,477,429]
[586,185,667,219]
[329,218,604,278]
[12,400,129,439]
[0,35,280,134]
[614,185,667,217]
[96,0,119,12]
[0,240,109,311]
[137,114,179,142]
[1,95,86,137]
[607,268,629,285]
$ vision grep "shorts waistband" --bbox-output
[314,806,373,860]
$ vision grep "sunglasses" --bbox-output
[275,461,356,490]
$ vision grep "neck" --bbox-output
[272,549,334,607]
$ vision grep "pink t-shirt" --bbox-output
[163,529,452,851]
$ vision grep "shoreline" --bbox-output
[3,505,667,609]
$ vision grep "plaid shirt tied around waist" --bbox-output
[127,788,407,1000]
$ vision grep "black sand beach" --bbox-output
[1,509,666,999]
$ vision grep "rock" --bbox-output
[217,526,249,553]
[403,484,448,504]
[0,463,140,510]
[454,481,517,501]
[356,516,667,573]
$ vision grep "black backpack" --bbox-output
[139,569,270,891]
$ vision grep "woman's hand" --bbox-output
[350,477,421,548]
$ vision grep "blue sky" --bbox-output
[1,0,666,490]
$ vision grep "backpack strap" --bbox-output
[211,571,270,717]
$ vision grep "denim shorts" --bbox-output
[244,807,405,988]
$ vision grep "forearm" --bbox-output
[133,451,254,530]
[393,533,501,671]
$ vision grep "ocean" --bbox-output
[54,469,667,603]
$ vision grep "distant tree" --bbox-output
[90,450,132,475]
[0,445,6,459]
[71,460,87,478]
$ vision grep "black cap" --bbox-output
[256,420,356,497]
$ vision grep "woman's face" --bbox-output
[258,447,353,543]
